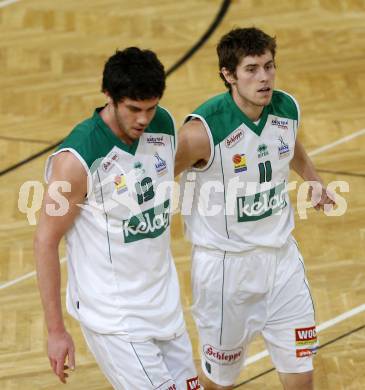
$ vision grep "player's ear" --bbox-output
[104,90,113,105]
[220,67,236,86]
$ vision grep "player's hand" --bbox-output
[308,182,336,211]
[48,330,75,383]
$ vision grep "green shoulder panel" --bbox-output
[57,115,117,169]
[192,93,244,146]
[146,106,175,136]
[269,90,299,121]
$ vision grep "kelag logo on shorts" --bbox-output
[203,344,242,365]
[122,200,170,243]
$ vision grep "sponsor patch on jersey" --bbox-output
[232,153,247,173]
[257,143,269,158]
[114,174,128,194]
[147,135,165,146]
[278,135,290,159]
[154,152,168,176]
[225,127,244,148]
[296,348,317,358]
[122,200,170,243]
[271,117,289,130]
[295,326,317,346]
[187,376,200,390]
[133,161,145,178]
[203,344,243,366]
[237,181,287,222]
[102,152,119,172]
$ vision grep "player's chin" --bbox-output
[131,128,145,139]
[255,95,272,107]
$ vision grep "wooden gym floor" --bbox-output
[0,0,364,388]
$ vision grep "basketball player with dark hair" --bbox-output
[35,47,199,390]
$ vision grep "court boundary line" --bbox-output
[244,303,365,366]
[235,323,365,388]
[0,257,66,290]
[308,128,365,157]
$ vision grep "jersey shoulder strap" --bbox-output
[270,89,300,124]
[146,106,176,149]
[57,109,117,169]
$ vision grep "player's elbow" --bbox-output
[33,229,59,261]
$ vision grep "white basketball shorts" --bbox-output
[191,235,318,387]
[81,327,200,390]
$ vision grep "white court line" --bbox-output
[245,303,365,366]
[0,257,66,290]
[0,0,20,8]
[308,128,365,157]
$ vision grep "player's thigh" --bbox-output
[158,331,200,390]
[263,238,318,374]
[191,246,273,345]
[191,247,274,386]
[81,326,177,390]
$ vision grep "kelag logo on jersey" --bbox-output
[122,200,170,243]
[236,182,287,222]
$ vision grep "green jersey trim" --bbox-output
[269,90,299,123]
[92,107,140,155]
[218,144,230,238]
[145,106,176,139]
[57,106,175,169]
[185,114,216,172]
[224,92,270,137]
[190,90,299,147]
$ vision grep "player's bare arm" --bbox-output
[34,152,87,383]
[290,139,335,210]
[175,119,211,176]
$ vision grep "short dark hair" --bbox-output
[102,47,166,103]
[217,27,276,89]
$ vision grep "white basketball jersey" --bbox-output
[181,90,299,252]
[46,106,185,341]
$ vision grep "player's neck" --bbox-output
[231,91,264,122]
[100,104,133,145]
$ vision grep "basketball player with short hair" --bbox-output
[34,47,199,390]
[175,27,334,390]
